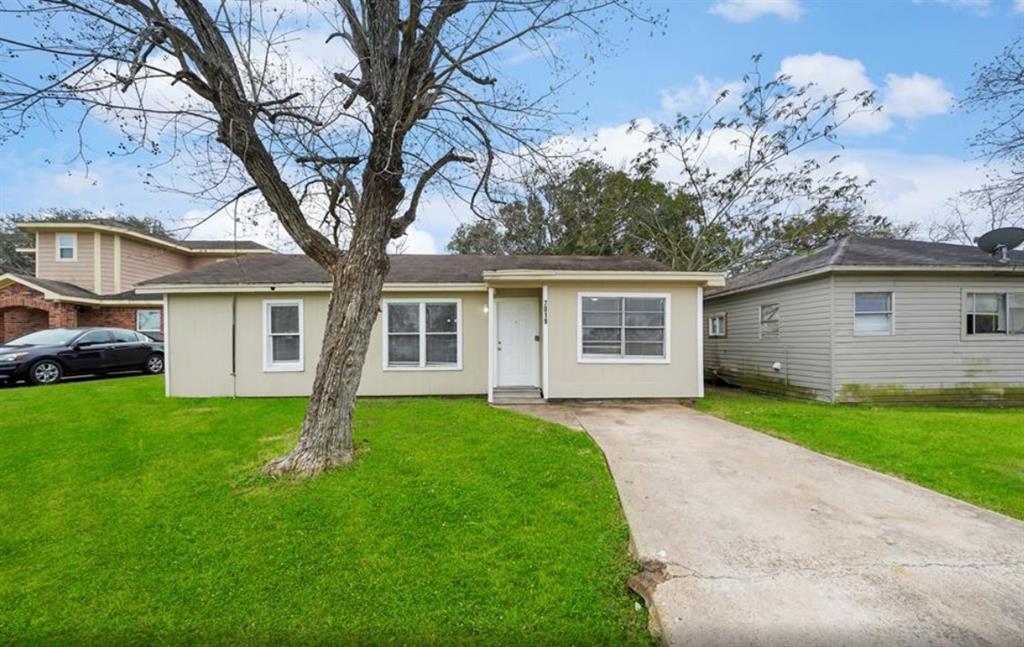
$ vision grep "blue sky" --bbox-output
[1,0,1022,252]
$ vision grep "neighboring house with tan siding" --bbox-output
[137,254,723,402]
[703,237,1024,405]
[0,219,271,342]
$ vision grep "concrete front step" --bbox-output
[492,387,544,405]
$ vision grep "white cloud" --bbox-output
[778,53,953,134]
[1015,0,1024,12]
[882,73,954,119]
[709,0,804,22]
[660,76,745,114]
[390,225,438,254]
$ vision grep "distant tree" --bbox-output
[0,208,171,275]
[928,190,1022,245]
[961,38,1024,208]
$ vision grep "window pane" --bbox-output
[387,303,420,333]
[761,304,779,322]
[625,328,664,342]
[272,335,300,362]
[974,314,1001,334]
[972,293,1002,314]
[855,313,891,333]
[582,327,621,342]
[625,312,664,327]
[625,297,664,312]
[425,303,457,333]
[625,342,664,357]
[79,330,112,344]
[856,292,890,312]
[582,311,622,327]
[59,247,74,259]
[110,329,137,343]
[582,297,621,313]
[388,334,419,364]
[138,310,161,331]
[426,334,457,365]
[270,305,299,334]
[582,343,621,355]
[1010,295,1024,334]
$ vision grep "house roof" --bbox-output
[140,253,674,288]
[709,236,1024,299]
[16,219,271,254]
[0,273,161,305]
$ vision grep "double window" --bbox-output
[56,233,76,261]
[708,313,727,338]
[854,292,893,334]
[759,303,780,338]
[579,293,669,362]
[966,292,1024,335]
[263,300,303,372]
[384,299,461,370]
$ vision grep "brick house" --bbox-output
[0,219,271,342]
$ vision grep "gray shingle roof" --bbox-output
[709,236,1024,298]
[11,274,159,302]
[141,254,670,286]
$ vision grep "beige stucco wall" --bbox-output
[545,281,702,399]
[168,290,489,398]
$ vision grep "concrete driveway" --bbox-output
[508,402,1024,646]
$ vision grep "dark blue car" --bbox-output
[0,327,164,386]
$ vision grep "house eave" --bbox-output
[137,282,490,295]
[16,222,273,257]
[705,263,1024,301]
[0,273,162,306]
[482,269,726,286]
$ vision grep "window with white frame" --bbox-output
[759,303,780,338]
[966,292,1024,335]
[579,294,668,361]
[264,300,303,371]
[56,233,76,261]
[136,309,162,333]
[854,292,893,334]
[708,313,727,338]
[384,300,460,369]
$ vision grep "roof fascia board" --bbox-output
[706,263,1024,300]
[482,269,726,286]
[17,222,271,256]
[137,282,489,295]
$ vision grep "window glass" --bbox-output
[136,309,162,332]
[266,303,302,367]
[386,301,459,368]
[78,330,112,345]
[854,292,893,334]
[110,329,138,343]
[1010,294,1024,335]
[966,293,1006,335]
[581,295,666,359]
[57,234,75,259]
[760,304,780,337]
[708,314,727,337]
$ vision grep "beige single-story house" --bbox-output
[138,254,724,402]
[704,236,1024,405]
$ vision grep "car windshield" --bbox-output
[6,329,82,346]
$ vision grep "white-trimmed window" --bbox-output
[136,309,162,334]
[966,292,1024,335]
[578,293,669,363]
[759,303,780,338]
[56,233,77,261]
[383,299,461,370]
[263,300,304,372]
[708,313,727,338]
[854,292,893,335]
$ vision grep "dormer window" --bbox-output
[56,233,77,261]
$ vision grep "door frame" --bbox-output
[492,296,541,390]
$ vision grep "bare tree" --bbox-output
[631,55,884,273]
[928,189,1023,245]
[0,0,651,476]
[961,38,1024,207]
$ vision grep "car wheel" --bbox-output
[28,360,63,385]
[143,353,165,375]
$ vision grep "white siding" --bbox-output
[704,276,832,400]
[831,273,1024,404]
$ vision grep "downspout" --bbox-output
[231,294,237,398]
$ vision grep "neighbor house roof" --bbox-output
[16,219,272,254]
[709,236,1024,299]
[0,273,162,305]
[137,253,729,293]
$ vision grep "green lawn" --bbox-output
[0,377,648,645]
[697,386,1024,520]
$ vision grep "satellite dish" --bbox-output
[975,227,1024,263]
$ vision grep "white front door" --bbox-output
[496,298,540,387]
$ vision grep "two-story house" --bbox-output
[0,219,271,342]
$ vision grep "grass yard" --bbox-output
[697,386,1024,520]
[0,377,649,645]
